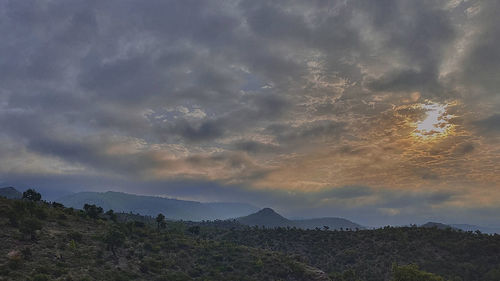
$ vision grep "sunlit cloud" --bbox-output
[0,0,498,225]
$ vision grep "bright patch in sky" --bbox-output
[413,102,454,139]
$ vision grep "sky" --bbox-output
[0,0,499,226]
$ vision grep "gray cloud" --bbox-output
[474,114,500,135]
[0,0,498,226]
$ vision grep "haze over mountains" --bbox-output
[2,186,499,233]
[56,191,259,221]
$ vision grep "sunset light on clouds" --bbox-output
[0,0,499,226]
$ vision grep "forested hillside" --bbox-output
[2,191,499,281]
[212,224,500,281]
[0,195,327,281]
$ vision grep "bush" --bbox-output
[19,218,42,240]
[22,189,42,201]
[83,204,103,219]
[34,208,48,220]
[67,231,83,243]
[103,227,125,256]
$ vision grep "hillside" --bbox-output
[0,187,22,199]
[56,191,258,221]
[0,196,328,281]
[237,208,364,230]
[216,225,500,281]
[4,194,494,280]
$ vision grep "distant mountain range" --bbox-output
[55,191,259,221]
[420,221,458,230]
[420,222,500,234]
[3,186,499,233]
[0,187,22,199]
[237,207,364,230]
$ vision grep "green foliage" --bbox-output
[51,202,64,208]
[216,222,500,281]
[1,196,499,281]
[392,264,446,281]
[103,227,125,256]
[19,217,42,240]
[22,189,42,201]
[156,213,165,231]
[83,203,103,219]
[105,209,117,222]
[188,225,200,235]
[33,207,48,220]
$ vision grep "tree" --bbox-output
[156,213,165,231]
[22,189,41,201]
[83,204,103,219]
[105,209,117,222]
[103,227,125,257]
[188,225,200,235]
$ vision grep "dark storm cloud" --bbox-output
[267,120,346,145]
[474,114,500,135]
[0,0,498,226]
[232,141,281,154]
[459,0,500,97]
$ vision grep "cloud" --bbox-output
[474,114,500,135]
[0,0,498,226]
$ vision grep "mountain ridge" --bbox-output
[0,186,22,199]
[56,191,259,221]
[237,207,365,230]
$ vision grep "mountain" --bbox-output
[0,186,22,199]
[56,191,258,221]
[420,222,457,230]
[450,224,500,234]
[294,217,364,230]
[237,208,292,227]
[419,222,500,234]
[237,208,364,230]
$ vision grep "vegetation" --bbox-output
[1,190,499,280]
[22,189,41,202]
[210,223,500,281]
[0,194,328,280]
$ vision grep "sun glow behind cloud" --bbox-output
[412,102,455,140]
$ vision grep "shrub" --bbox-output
[83,204,103,219]
[19,218,42,240]
[103,227,125,256]
[67,231,83,243]
[22,189,42,201]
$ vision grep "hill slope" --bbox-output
[0,187,22,199]
[0,197,328,281]
[56,191,258,221]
